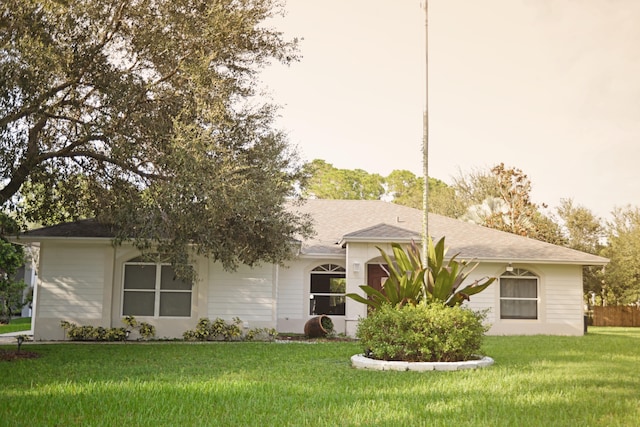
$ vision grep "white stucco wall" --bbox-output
[276,257,347,334]
[34,241,112,340]
[207,262,275,329]
[31,238,586,341]
[344,242,586,337]
[472,263,585,336]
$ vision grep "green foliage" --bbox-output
[244,327,278,342]
[346,238,494,309]
[346,242,424,309]
[0,316,30,334]
[183,317,243,341]
[556,199,606,305]
[121,316,156,340]
[183,317,279,342]
[1,0,312,272]
[455,163,564,244]
[302,160,385,200]
[320,316,334,333]
[0,235,26,323]
[356,303,489,362]
[301,162,462,217]
[3,330,640,425]
[425,237,496,306]
[386,170,465,217]
[138,322,156,340]
[601,206,640,305]
[122,316,138,330]
[60,321,127,341]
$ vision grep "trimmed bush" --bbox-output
[183,317,243,341]
[356,303,489,362]
[60,321,128,341]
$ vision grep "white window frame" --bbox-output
[309,264,346,316]
[499,268,538,320]
[122,261,192,318]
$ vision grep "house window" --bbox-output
[310,264,346,316]
[500,268,538,320]
[123,261,192,317]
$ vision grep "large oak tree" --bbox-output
[1,0,312,271]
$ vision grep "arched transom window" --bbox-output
[309,264,346,316]
[500,268,538,320]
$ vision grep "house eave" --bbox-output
[338,237,417,247]
[12,235,114,245]
[297,251,345,260]
[467,257,609,267]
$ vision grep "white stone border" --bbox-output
[351,354,494,371]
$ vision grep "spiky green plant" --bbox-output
[425,236,496,306]
[346,237,495,309]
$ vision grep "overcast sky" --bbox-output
[261,0,640,219]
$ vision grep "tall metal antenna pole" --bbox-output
[421,0,429,264]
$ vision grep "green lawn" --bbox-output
[0,317,31,334]
[1,327,639,426]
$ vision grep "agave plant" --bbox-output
[346,237,495,309]
[425,237,495,306]
[346,241,426,310]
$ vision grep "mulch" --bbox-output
[0,349,40,362]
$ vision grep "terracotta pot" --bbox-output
[304,315,333,338]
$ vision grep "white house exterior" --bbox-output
[18,200,608,341]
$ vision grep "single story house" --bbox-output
[17,199,608,340]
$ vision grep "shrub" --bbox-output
[356,303,489,362]
[183,317,243,341]
[120,316,156,340]
[122,315,138,330]
[138,322,156,340]
[60,321,128,342]
[244,327,278,342]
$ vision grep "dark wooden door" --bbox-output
[367,264,389,292]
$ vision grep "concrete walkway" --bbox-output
[0,330,34,344]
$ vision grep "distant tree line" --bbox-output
[302,159,640,307]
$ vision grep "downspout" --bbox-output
[110,242,117,328]
[29,244,39,338]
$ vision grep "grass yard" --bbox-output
[1,327,639,426]
[0,317,31,334]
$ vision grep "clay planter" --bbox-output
[304,315,333,338]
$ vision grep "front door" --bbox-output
[367,264,389,293]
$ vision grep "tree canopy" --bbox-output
[302,159,385,200]
[455,163,564,244]
[302,160,461,217]
[1,0,312,270]
[601,207,640,305]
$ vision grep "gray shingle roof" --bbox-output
[341,223,421,243]
[20,219,115,238]
[18,199,608,266]
[293,199,608,265]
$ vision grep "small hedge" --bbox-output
[182,317,277,342]
[60,321,128,341]
[356,303,489,362]
[60,316,156,341]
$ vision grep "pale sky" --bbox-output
[261,0,640,219]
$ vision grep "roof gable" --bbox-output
[340,223,421,244]
[292,199,608,265]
